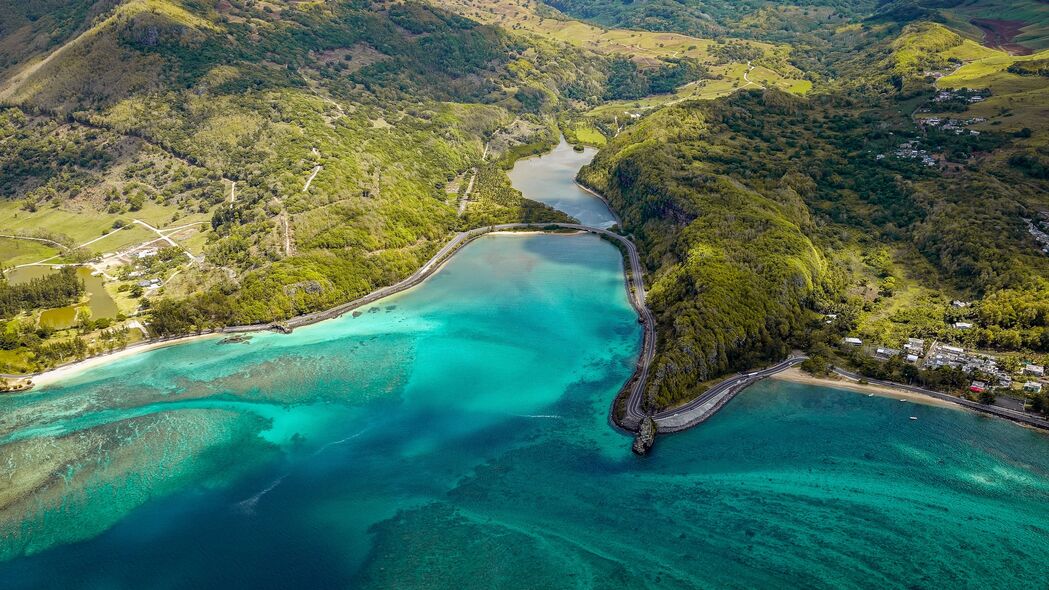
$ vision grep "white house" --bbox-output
[1024,381,1043,394]
[1025,364,1045,377]
[904,338,925,354]
[843,337,862,346]
[954,322,973,330]
[875,347,900,359]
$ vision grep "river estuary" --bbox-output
[1,144,1049,588]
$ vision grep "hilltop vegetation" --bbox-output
[430,0,812,98]
[0,0,605,371]
[583,14,1049,410]
[0,0,1046,412]
[541,0,877,42]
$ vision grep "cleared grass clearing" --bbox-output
[0,237,59,267]
[937,48,1049,132]
[942,38,1001,62]
[175,228,210,257]
[433,0,743,63]
[567,121,606,146]
[429,0,801,85]
[586,61,804,119]
[81,225,157,256]
[0,200,207,247]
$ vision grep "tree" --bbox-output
[800,355,829,376]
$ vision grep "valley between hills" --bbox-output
[1,0,1048,419]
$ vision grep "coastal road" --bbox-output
[832,367,1049,430]
[649,356,807,432]
[222,221,659,434]
[9,217,661,436]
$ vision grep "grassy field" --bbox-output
[585,64,808,121]
[433,0,735,63]
[936,48,1049,133]
[430,0,806,95]
[0,201,210,267]
[0,237,59,268]
[563,120,607,146]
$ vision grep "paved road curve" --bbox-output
[648,357,807,433]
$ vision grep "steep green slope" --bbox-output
[0,0,590,372]
[580,94,827,409]
[583,17,1049,409]
[0,0,119,77]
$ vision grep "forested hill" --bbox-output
[542,0,879,41]
[580,93,829,409]
[583,12,1049,411]
[0,0,606,371]
[1,0,793,374]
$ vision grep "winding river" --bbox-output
[2,146,1049,588]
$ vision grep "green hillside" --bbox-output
[1,0,1046,412]
[0,0,592,372]
[579,95,827,409]
[582,19,1049,411]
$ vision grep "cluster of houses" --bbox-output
[919,117,984,136]
[889,141,937,166]
[924,342,1012,387]
[931,89,986,103]
[843,336,1046,397]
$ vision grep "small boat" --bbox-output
[909,416,918,421]
[867,393,874,397]
[899,399,907,402]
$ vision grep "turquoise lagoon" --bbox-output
[3,142,1049,587]
[2,233,1049,588]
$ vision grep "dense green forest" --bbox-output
[0,267,82,318]
[1,0,1047,413]
[582,14,1049,410]
[542,0,879,41]
[603,57,708,100]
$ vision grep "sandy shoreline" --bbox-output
[15,227,616,391]
[27,333,222,389]
[772,367,960,410]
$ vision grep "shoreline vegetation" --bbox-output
[8,140,1046,440]
[12,208,1048,438]
[9,223,650,395]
